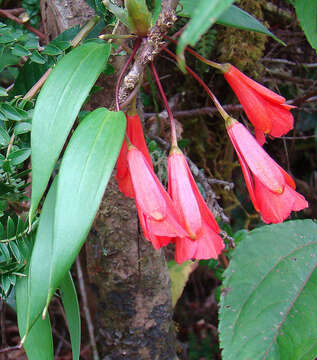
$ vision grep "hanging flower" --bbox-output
[127,145,187,249]
[223,64,294,145]
[116,113,153,198]
[227,119,308,223]
[168,147,224,264]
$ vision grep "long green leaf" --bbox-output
[46,108,125,306]
[15,230,54,359]
[177,0,235,70]
[60,272,81,360]
[25,178,57,337]
[219,220,317,360]
[30,41,111,221]
[295,0,317,51]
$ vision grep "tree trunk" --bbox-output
[40,1,177,358]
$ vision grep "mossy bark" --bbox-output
[41,1,177,358]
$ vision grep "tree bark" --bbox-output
[40,1,177,358]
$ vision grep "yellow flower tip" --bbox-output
[225,116,238,129]
[221,63,231,74]
[150,211,164,221]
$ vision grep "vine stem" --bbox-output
[163,47,231,122]
[150,62,178,147]
[115,38,141,112]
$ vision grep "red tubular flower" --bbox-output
[116,114,153,198]
[127,146,187,249]
[168,148,224,264]
[227,120,308,224]
[223,64,294,145]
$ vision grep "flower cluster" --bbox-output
[116,113,224,263]
[115,60,308,264]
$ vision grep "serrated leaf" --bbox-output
[219,220,317,360]
[50,40,71,51]
[217,5,284,45]
[16,261,54,359]
[8,148,31,166]
[30,41,111,221]
[177,0,234,70]
[60,272,81,360]
[0,47,20,72]
[295,0,317,51]
[168,260,198,307]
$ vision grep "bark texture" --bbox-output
[86,177,176,359]
[41,1,177,358]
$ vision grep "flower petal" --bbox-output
[228,123,285,194]
[168,151,202,238]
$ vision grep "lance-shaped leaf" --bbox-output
[24,179,57,338]
[60,272,81,360]
[25,108,125,337]
[219,220,317,360]
[295,0,317,51]
[177,0,234,71]
[30,41,111,221]
[47,107,125,308]
[16,275,54,360]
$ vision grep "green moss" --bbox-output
[216,0,267,78]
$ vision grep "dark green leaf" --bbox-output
[50,40,71,51]
[219,220,317,360]
[14,122,32,135]
[11,44,31,57]
[295,0,317,50]
[0,103,24,121]
[0,126,10,146]
[30,41,111,221]
[9,241,23,263]
[0,86,8,96]
[12,61,49,96]
[8,148,31,166]
[217,5,284,45]
[7,217,15,238]
[42,43,63,55]
[30,50,46,64]
[0,243,10,262]
[0,47,20,72]
[177,0,235,70]
[60,272,81,360]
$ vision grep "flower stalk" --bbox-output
[150,61,178,147]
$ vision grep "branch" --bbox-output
[118,0,179,104]
[0,9,47,41]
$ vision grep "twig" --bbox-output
[76,257,100,360]
[23,68,52,101]
[0,344,22,354]
[118,0,179,104]
[144,105,243,119]
[262,58,317,68]
[0,9,47,41]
